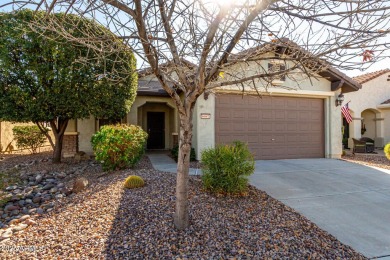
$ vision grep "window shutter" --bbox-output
[280,64,286,81]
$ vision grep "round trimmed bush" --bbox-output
[12,125,47,154]
[124,175,145,189]
[91,124,148,171]
[384,143,390,160]
[201,141,255,195]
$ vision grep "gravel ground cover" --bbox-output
[0,153,366,259]
[342,153,390,170]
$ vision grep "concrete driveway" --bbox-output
[250,158,390,259]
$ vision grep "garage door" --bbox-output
[215,94,325,160]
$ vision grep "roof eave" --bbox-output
[377,104,390,109]
[321,68,361,93]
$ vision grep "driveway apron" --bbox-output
[250,158,390,258]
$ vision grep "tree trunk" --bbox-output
[52,132,64,163]
[174,112,194,230]
[51,118,69,164]
[35,122,55,151]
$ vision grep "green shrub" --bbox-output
[124,175,145,189]
[384,143,390,160]
[201,141,255,195]
[91,124,148,171]
[12,125,47,154]
[171,145,196,162]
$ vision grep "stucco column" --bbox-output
[375,117,385,147]
[193,93,215,160]
[327,94,342,158]
[348,116,362,148]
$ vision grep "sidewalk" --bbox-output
[147,152,202,175]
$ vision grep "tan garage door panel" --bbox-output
[215,95,324,160]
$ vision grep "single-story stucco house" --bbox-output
[63,42,361,160]
[343,69,390,149]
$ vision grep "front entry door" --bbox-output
[147,112,165,149]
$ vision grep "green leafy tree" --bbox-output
[0,10,137,162]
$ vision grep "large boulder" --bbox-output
[72,177,89,193]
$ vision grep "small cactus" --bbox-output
[124,175,145,189]
[384,143,390,160]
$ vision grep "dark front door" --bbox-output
[147,112,165,149]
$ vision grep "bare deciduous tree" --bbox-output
[2,0,390,229]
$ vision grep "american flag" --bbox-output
[341,103,353,124]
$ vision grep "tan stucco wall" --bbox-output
[65,119,77,132]
[383,110,390,145]
[344,72,390,147]
[0,121,53,153]
[77,117,96,154]
[361,110,376,139]
[221,56,331,93]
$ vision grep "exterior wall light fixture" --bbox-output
[336,93,344,106]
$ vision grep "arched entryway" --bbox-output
[361,108,384,147]
[137,102,176,150]
[346,108,384,149]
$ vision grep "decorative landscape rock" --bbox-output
[0,153,369,258]
[1,229,13,239]
[24,219,36,226]
[4,204,18,212]
[42,183,55,190]
[57,172,67,179]
[19,215,29,221]
[35,174,43,183]
[74,151,90,162]
[0,154,99,226]
[50,187,58,193]
[12,223,28,232]
[8,218,19,225]
[72,177,89,193]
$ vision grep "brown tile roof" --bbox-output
[137,59,197,77]
[137,38,362,94]
[381,99,390,105]
[137,80,170,96]
[353,69,390,84]
[228,38,361,93]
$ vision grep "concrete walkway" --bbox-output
[250,158,390,259]
[147,153,202,175]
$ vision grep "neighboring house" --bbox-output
[64,42,361,160]
[343,69,390,149]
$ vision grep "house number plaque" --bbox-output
[200,113,211,119]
